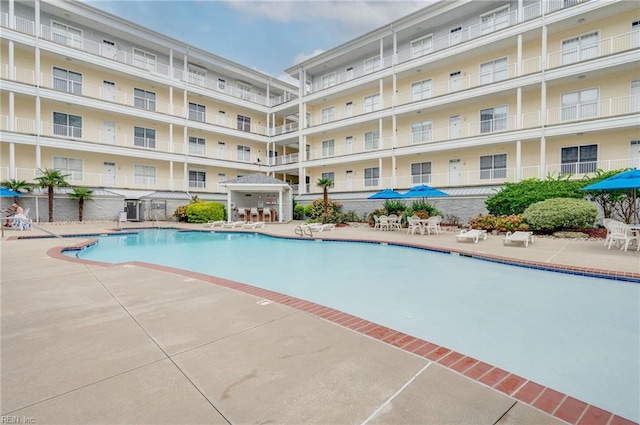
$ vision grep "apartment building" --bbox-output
[1,0,639,222]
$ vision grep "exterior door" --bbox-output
[631,80,640,112]
[346,136,353,154]
[631,140,640,169]
[102,120,115,144]
[450,26,462,45]
[103,161,116,186]
[449,71,462,92]
[449,159,461,185]
[217,142,226,159]
[102,80,115,101]
[102,39,116,59]
[125,200,139,221]
[449,115,462,138]
[345,170,353,190]
[346,101,354,118]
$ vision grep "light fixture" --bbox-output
[577,132,584,136]
[578,75,586,79]
[577,18,585,23]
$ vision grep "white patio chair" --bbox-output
[250,208,259,222]
[606,220,639,252]
[407,216,422,235]
[262,207,271,222]
[378,215,390,231]
[424,216,442,235]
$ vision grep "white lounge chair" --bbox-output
[242,221,265,229]
[455,229,487,243]
[205,220,225,228]
[503,231,534,247]
[221,221,245,228]
[605,220,639,252]
[11,214,32,231]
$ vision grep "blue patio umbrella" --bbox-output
[0,188,22,198]
[401,184,449,199]
[367,189,404,199]
[581,169,640,191]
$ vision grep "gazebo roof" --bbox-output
[221,173,289,186]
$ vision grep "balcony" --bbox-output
[0,13,296,108]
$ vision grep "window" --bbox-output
[480,105,508,133]
[133,48,156,71]
[411,35,433,58]
[133,126,156,148]
[321,73,336,89]
[189,170,206,188]
[322,139,335,157]
[562,31,599,64]
[480,57,508,84]
[237,145,251,161]
[562,88,598,121]
[53,156,83,181]
[412,79,432,101]
[561,145,598,174]
[480,154,507,179]
[53,67,82,94]
[134,88,156,111]
[364,167,380,187]
[188,136,205,155]
[134,165,156,185]
[364,130,380,150]
[409,162,431,184]
[53,112,82,138]
[189,102,206,122]
[411,121,432,144]
[237,115,251,132]
[364,56,381,74]
[364,94,380,113]
[52,22,82,48]
[188,66,206,86]
[321,172,335,186]
[321,107,335,124]
[218,78,226,90]
[480,6,510,35]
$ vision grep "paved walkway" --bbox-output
[1,221,638,425]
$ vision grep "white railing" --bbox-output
[270,121,299,136]
[268,153,299,166]
[547,95,639,125]
[309,94,393,126]
[547,31,639,69]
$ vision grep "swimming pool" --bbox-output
[68,229,639,422]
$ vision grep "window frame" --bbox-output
[237,144,251,161]
[480,105,508,133]
[133,126,156,149]
[134,88,156,111]
[364,130,380,151]
[364,55,381,74]
[560,144,598,174]
[188,170,207,189]
[53,156,83,181]
[237,115,251,132]
[411,120,433,144]
[411,34,434,58]
[561,87,598,121]
[364,94,380,113]
[322,139,335,157]
[411,79,432,101]
[321,106,336,124]
[188,136,206,156]
[133,164,156,186]
[479,153,507,179]
[53,66,82,94]
[479,57,508,84]
[364,167,380,187]
[411,161,432,184]
[53,111,82,138]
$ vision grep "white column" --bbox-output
[517,34,522,76]
[8,40,14,80]
[378,157,383,189]
[378,118,383,149]
[278,189,283,222]
[516,140,522,181]
[540,136,546,179]
[9,143,15,179]
[9,0,14,29]
[183,161,188,192]
[169,123,173,153]
[9,92,14,131]
[169,161,174,191]
[391,155,397,189]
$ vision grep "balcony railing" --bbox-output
[307,0,590,95]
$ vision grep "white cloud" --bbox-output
[225,1,429,35]
[293,49,325,65]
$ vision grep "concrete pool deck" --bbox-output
[1,221,638,425]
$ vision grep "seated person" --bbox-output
[4,203,24,227]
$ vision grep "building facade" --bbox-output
[1,0,638,222]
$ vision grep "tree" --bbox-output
[1,179,33,204]
[68,187,94,222]
[34,169,69,222]
[316,178,333,216]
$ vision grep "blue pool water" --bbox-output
[69,229,639,421]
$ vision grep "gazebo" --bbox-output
[219,174,292,223]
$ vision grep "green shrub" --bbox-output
[408,199,441,218]
[485,178,586,216]
[303,204,313,218]
[382,199,406,215]
[185,202,226,223]
[294,204,305,220]
[308,198,342,218]
[523,198,598,232]
[173,205,189,222]
[469,214,529,232]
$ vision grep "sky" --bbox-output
[83,0,430,85]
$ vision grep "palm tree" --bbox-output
[1,179,33,204]
[316,178,333,216]
[34,169,69,222]
[68,187,94,222]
